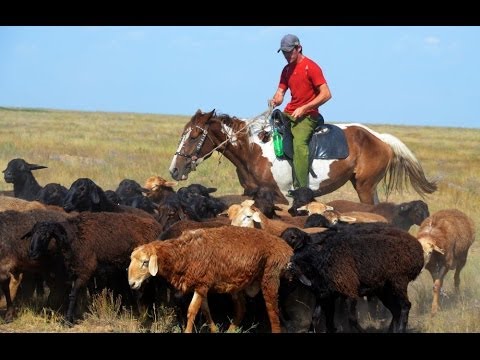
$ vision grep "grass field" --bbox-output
[0,106,479,333]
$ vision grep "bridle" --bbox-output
[174,124,210,160]
[174,113,268,171]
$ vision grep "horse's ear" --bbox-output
[196,109,216,126]
[206,109,216,119]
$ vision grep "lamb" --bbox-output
[298,203,389,225]
[416,209,475,315]
[287,187,323,216]
[229,200,325,235]
[326,199,430,231]
[128,226,293,333]
[283,222,424,333]
[24,211,164,324]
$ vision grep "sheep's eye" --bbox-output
[141,260,149,268]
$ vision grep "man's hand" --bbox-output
[291,105,307,119]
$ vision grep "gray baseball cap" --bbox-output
[277,34,300,53]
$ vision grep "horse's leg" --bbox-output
[350,177,379,205]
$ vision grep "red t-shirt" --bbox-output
[278,56,327,117]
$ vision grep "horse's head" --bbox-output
[169,109,217,181]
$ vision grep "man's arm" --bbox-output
[291,83,331,119]
[270,87,286,107]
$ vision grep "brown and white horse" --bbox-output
[169,109,437,205]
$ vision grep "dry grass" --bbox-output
[0,107,479,333]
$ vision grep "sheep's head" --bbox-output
[128,244,159,290]
[400,200,430,226]
[22,221,65,260]
[418,237,445,265]
[230,200,262,227]
[2,158,47,183]
[297,202,334,216]
[144,176,178,192]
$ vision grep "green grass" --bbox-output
[0,106,479,333]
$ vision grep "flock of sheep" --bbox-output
[0,157,476,333]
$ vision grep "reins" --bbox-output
[193,108,274,166]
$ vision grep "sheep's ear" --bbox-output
[148,254,158,276]
[339,215,356,223]
[298,273,312,287]
[27,162,48,171]
[297,205,307,211]
[227,204,242,219]
[252,211,262,223]
[433,245,445,255]
[241,199,255,207]
[399,203,411,213]
[90,187,100,204]
[326,205,334,211]
[165,181,178,187]
[21,230,32,240]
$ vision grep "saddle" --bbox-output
[270,110,349,178]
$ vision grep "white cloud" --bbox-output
[424,36,440,45]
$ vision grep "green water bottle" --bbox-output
[273,128,284,157]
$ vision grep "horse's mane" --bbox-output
[213,111,269,145]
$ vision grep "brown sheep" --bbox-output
[416,209,475,315]
[229,200,325,235]
[326,199,429,231]
[298,203,388,224]
[0,195,48,212]
[128,225,293,333]
[25,211,164,324]
[0,208,73,320]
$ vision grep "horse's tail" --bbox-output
[376,133,438,198]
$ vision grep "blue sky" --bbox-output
[1,26,479,128]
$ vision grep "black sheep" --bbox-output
[2,158,47,201]
[282,223,424,333]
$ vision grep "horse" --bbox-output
[169,109,437,205]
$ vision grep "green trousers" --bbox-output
[285,113,318,188]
